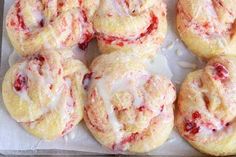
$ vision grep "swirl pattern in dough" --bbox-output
[6,0,99,56]
[84,51,176,153]
[177,0,236,59]
[2,50,88,140]
[93,0,167,54]
[176,56,236,156]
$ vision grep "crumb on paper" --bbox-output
[174,80,181,84]
[178,61,197,69]
[167,42,174,50]
[176,49,183,56]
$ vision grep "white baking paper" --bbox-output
[0,0,205,156]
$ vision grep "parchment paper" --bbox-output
[0,0,205,156]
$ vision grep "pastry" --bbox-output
[177,0,236,59]
[2,49,88,140]
[93,0,167,55]
[6,0,99,56]
[84,51,176,153]
[176,56,236,156]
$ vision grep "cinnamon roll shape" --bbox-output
[2,50,88,140]
[93,0,167,55]
[176,56,236,156]
[6,0,99,56]
[177,0,236,59]
[84,51,176,153]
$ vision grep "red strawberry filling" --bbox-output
[15,1,27,30]
[213,63,229,81]
[78,32,93,50]
[177,3,226,37]
[84,106,105,132]
[97,12,159,46]
[184,120,200,135]
[112,132,139,151]
[184,111,202,135]
[34,54,45,65]
[192,111,201,120]
[32,54,46,75]
[120,132,139,145]
[14,74,28,91]
[77,10,94,50]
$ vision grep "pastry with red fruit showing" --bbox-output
[84,51,176,153]
[93,0,167,56]
[6,0,100,56]
[177,0,236,59]
[2,50,88,140]
[176,56,236,156]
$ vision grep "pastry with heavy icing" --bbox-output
[6,0,99,56]
[84,51,176,153]
[2,49,88,140]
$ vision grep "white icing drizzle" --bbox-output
[19,31,25,52]
[110,0,124,16]
[58,13,73,44]
[42,63,54,84]
[42,34,51,49]
[8,50,22,67]
[32,9,43,24]
[192,4,202,19]
[129,83,143,108]
[96,79,124,143]
[65,78,72,89]
[14,59,64,118]
[77,13,83,40]
[47,86,64,110]
[94,68,156,143]
[178,61,197,69]
[29,1,44,26]
[60,79,74,122]
[14,63,35,121]
[43,0,58,23]
[15,88,34,106]
[111,72,149,108]
[217,37,228,49]
[48,24,61,48]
